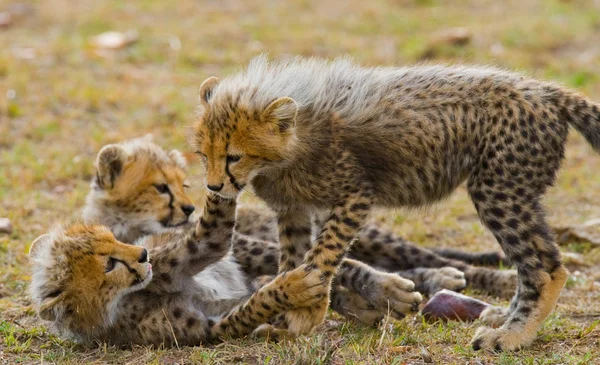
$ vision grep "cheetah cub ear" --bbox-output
[261,97,298,133]
[96,144,128,190]
[199,76,219,106]
[168,149,187,170]
[29,233,65,321]
[29,234,52,258]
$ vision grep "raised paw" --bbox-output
[365,273,423,319]
[471,325,535,352]
[480,305,509,328]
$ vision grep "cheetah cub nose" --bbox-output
[207,183,224,192]
[138,248,148,263]
[181,204,196,217]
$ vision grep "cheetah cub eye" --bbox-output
[154,184,170,194]
[105,257,117,273]
[226,155,242,164]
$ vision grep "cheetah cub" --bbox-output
[29,194,328,346]
[83,134,196,243]
[192,55,600,350]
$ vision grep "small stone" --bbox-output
[0,218,13,234]
[0,12,12,28]
[430,27,472,47]
[91,30,138,50]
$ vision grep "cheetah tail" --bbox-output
[560,92,600,152]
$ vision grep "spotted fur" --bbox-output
[192,55,600,350]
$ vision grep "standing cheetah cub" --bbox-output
[192,55,600,350]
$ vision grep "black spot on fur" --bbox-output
[172,308,182,319]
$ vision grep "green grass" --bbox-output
[1,0,600,363]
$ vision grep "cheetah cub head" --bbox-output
[83,135,196,243]
[29,223,151,339]
[191,75,299,199]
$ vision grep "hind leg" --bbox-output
[468,180,568,351]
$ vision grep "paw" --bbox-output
[251,324,295,340]
[277,265,328,308]
[366,273,423,319]
[332,288,384,325]
[426,267,468,295]
[471,325,535,352]
[282,297,329,335]
[480,306,508,328]
[341,305,384,326]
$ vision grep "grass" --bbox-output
[1,0,600,363]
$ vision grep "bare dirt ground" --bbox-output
[1,0,599,363]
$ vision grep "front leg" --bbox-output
[232,233,280,278]
[209,264,328,339]
[147,193,236,291]
[276,208,313,272]
[282,179,373,335]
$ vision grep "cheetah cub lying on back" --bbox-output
[29,193,330,346]
[193,55,600,350]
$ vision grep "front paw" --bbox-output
[367,273,423,319]
[251,324,296,340]
[276,265,328,308]
[471,325,534,352]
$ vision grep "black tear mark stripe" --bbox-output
[113,258,143,285]
[225,157,245,191]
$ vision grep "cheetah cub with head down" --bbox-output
[193,55,600,350]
